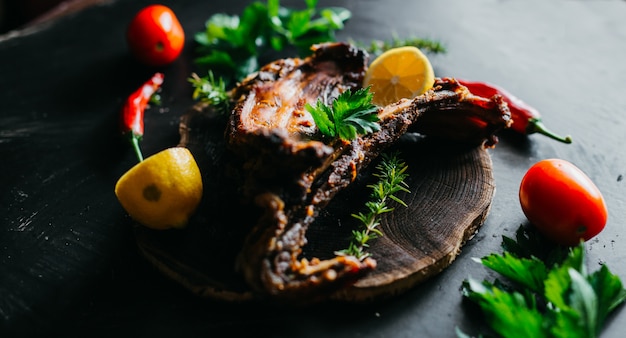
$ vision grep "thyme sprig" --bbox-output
[188,71,231,114]
[337,152,410,260]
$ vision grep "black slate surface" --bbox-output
[1,0,626,337]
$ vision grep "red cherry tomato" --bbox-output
[126,5,185,66]
[519,159,608,246]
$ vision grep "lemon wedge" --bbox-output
[363,46,435,107]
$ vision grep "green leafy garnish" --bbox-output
[351,33,447,57]
[461,226,626,338]
[305,87,380,141]
[194,0,351,82]
[188,71,230,113]
[336,152,409,260]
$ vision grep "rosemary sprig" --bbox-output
[352,34,447,57]
[337,152,410,260]
[188,71,231,113]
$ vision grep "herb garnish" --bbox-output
[351,34,447,57]
[336,152,410,260]
[460,226,626,338]
[305,87,380,141]
[194,0,351,82]
[188,71,230,113]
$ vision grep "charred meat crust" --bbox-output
[406,77,512,147]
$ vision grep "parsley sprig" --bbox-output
[305,87,380,141]
[194,0,351,82]
[460,226,626,338]
[337,152,410,260]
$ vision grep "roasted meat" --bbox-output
[226,42,511,300]
[226,42,367,204]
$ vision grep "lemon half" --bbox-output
[115,147,203,230]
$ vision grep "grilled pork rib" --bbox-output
[226,42,511,300]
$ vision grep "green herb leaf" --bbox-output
[334,87,380,140]
[544,244,585,310]
[550,307,586,338]
[319,8,351,30]
[477,252,548,292]
[305,87,379,141]
[589,264,626,330]
[568,268,598,337]
[462,278,547,338]
[198,13,240,44]
[286,8,314,39]
[305,99,336,137]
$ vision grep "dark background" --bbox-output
[0,0,109,34]
[0,0,63,32]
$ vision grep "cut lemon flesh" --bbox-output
[115,147,203,230]
[363,46,435,107]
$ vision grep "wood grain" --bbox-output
[134,104,495,303]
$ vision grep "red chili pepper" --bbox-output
[121,72,164,162]
[457,79,572,144]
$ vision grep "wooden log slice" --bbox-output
[134,104,495,303]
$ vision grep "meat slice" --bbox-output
[226,42,511,300]
[226,42,367,204]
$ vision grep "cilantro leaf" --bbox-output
[305,87,380,141]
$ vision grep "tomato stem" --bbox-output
[526,118,572,144]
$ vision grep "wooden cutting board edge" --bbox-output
[330,198,492,303]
